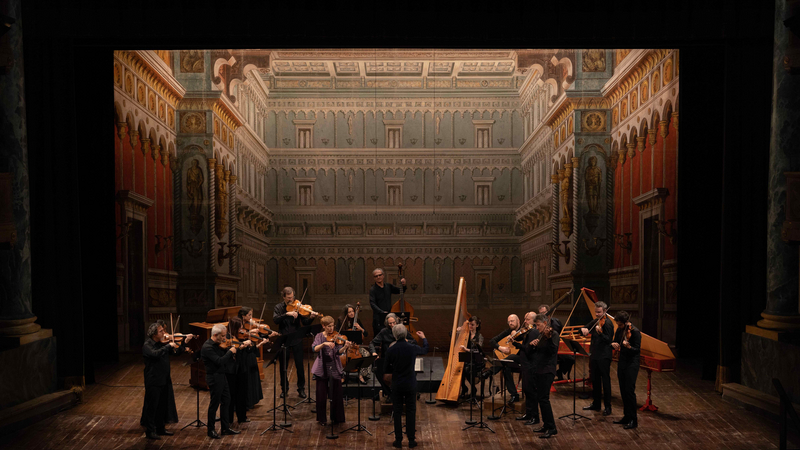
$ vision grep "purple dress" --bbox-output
[311,332,346,424]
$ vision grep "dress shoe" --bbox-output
[392,440,402,448]
[582,404,601,411]
[280,391,286,398]
[540,429,558,439]
[613,417,630,425]
[409,440,418,448]
[532,426,548,433]
[524,418,541,426]
[207,430,221,439]
[624,420,638,430]
[221,428,241,435]
[156,429,174,436]
[238,418,251,424]
[298,388,307,398]
[145,431,161,440]
[602,408,612,416]
[507,394,520,405]
[515,413,532,421]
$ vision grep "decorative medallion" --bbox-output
[181,112,206,134]
[581,110,607,133]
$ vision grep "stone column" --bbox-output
[0,0,50,346]
[229,174,238,275]
[207,158,217,273]
[550,173,560,272]
[762,0,800,332]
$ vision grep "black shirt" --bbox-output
[143,337,185,386]
[369,327,417,357]
[201,338,235,376]
[384,338,429,390]
[589,317,615,361]
[614,325,642,364]
[490,327,516,349]
[273,301,316,346]
[369,283,406,315]
[528,330,560,375]
[512,327,539,368]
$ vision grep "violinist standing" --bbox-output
[238,306,275,409]
[528,315,560,439]
[581,301,614,416]
[273,286,319,399]
[140,320,193,431]
[538,304,573,380]
[201,323,241,439]
[226,316,268,425]
[369,268,406,338]
[312,316,352,425]
[142,322,193,440]
[512,312,540,424]
[611,311,641,429]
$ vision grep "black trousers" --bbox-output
[207,373,231,432]
[391,387,417,442]
[533,372,556,430]
[372,313,387,340]
[461,362,480,396]
[279,342,306,391]
[501,354,522,397]
[374,359,391,397]
[590,358,612,409]
[142,383,169,433]
[558,354,575,377]
[315,375,345,424]
[618,359,640,422]
[225,371,248,424]
[521,365,538,417]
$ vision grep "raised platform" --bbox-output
[342,355,444,398]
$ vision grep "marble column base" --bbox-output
[741,331,800,404]
[0,316,42,336]
[756,312,800,331]
[0,336,57,409]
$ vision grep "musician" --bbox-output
[336,304,370,384]
[312,316,352,426]
[529,315,560,439]
[141,322,193,440]
[538,304,573,380]
[273,286,319,399]
[457,316,485,399]
[238,306,276,409]
[201,324,241,439]
[489,314,523,403]
[226,316,268,425]
[140,319,193,431]
[369,313,410,402]
[383,324,428,448]
[369,268,407,338]
[512,312,540,424]
[611,311,641,429]
[581,300,614,415]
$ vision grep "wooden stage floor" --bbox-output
[0,349,787,449]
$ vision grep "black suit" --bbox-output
[273,301,315,392]
[369,282,405,337]
[201,339,235,433]
[615,326,642,422]
[589,318,615,409]
[513,327,539,417]
[528,330,560,431]
[384,338,428,443]
[141,338,185,434]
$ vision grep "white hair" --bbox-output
[211,324,227,337]
[392,324,407,341]
[372,268,384,276]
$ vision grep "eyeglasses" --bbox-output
[374,274,384,277]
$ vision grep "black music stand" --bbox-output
[342,355,376,436]
[491,358,522,418]
[262,333,293,434]
[559,337,591,421]
[462,351,493,433]
[425,347,438,404]
[459,350,482,424]
[368,354,381,421]
[324,360,339,440]
[295,324,322,409]
[486,357,501,420]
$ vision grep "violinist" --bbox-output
[142,322,193,440]
[226,316,264,426]
[457,316,485,400]
[200,323,240,439]
[538,304,573,381]
[611,311,641,429]
[273,286,319,399]
[238,306,273,409]
[369,268,406,338]
[528,315,560,439]
[580,300,614,416]
[311,316,352,426]
[489,314,523,404]
[336,304,370,384]
[140,320,194,433]
[512,312,540,424]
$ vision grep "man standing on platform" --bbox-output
[530,315,560,439]
[489,314,523,403]
[383,324,428,448]
[142,322,193,440]
[201,323,241,439]
[512,312,540,425]
[581,300,614,416]
[273,286,318,399]
[369,268,406,338]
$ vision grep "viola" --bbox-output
[325,331,348,346]
[218,336,250,350]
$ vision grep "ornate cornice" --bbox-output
[267,149,520,172]
[605,49,672,106]
[265,97,520,115]
[178,93,244,131]
[114,51,185,106]
[264,243,520,260]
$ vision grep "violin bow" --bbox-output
[169,313,175,345]
[258,302,266,326]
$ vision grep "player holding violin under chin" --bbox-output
[311,316,353,426]
[580,301,615,416]
[273,286,319,399]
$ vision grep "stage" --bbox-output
[0,351,791,449]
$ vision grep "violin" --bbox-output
[325,331,349,346]
[218,336,246,349]
[286,287,319,317]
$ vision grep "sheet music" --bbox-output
[414,357,423,372]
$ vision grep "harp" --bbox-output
[435,277,471,403]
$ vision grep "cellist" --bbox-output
[580,300,614,416]
[369,268,406,338]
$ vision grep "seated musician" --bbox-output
[512,312,540,424]
[538,304,574,380]
[336,304,370,384]
[312,316,352,426]
[456,316,484,399]
[528,315,560,439]
[370,313,417,402]
[489,314,523,404]
[611,311,641,429]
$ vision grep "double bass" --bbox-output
[391,262,420,344]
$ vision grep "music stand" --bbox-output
[268,328,304,414]
[295,324,322,409]
[486,357,501,420]
[262,333,293,434]
[491,359,521,417]
[459,350,482,424]
[341,355,376,436]
[425,347,438,404]
[368,354,381,421]
[395,311,411,327]
[462,354,494,433]
[559,337,590,421]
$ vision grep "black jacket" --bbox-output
[490,327,513,350]
[201,339,235,376]
[589,317,615,361]
[143,337,185,387]
[369,327,416,357]
[273,301,315,346]
[614,325,642,364]
[369,283,406,316]
[512,327,539,368]
[528,330,560,375]
[384,338,429,390]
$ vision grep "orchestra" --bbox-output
[141,281,673,443]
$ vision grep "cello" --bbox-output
[391,262,420,344]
